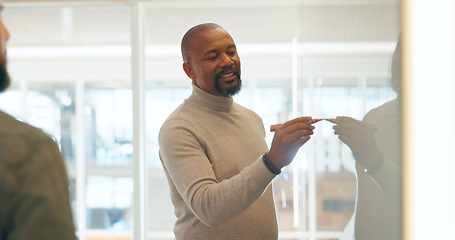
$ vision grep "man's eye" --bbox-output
[206,56,217,61]
[228,51,236,56]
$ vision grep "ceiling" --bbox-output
[4,0,401,46]
[2,0,401,86]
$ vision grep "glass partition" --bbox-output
[4,1,401,239]
[84,83,134,234]
[144,2,400,240]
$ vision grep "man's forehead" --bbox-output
[191,29,234,47]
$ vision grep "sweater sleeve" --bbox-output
[159,118,276,227]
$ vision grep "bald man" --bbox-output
[159,23,315,240]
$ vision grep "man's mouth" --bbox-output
[214,69,242,97]
[216,68,240,82]
[219,72,234,79]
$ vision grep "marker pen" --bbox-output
[270,118,329,132]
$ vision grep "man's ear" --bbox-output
[183,62,196,81]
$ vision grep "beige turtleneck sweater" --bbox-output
[159,84,278,240]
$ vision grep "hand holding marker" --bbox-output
[270,118,332,132]
[270,117,378,132]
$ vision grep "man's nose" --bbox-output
[219,53,234,68]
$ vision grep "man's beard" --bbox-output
[0,55,10,92]
[214,69,242,97]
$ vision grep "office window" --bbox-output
[4,1,400,239]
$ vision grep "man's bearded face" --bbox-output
[0,54,9,92]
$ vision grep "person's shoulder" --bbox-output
[234,102,262,120]
[0,111,56,161]
[364,98,400,123]
[0,111,50,140]
[159,101,196,136]
[160,100,191,127]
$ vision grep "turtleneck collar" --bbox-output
[188,83,234,112]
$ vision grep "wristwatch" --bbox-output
[262,152,281,175]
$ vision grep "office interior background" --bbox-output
[1,0,454,240]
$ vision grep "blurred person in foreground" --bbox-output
[0,1,77,239]
[333,37,402,240]
[158,23,315,240]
